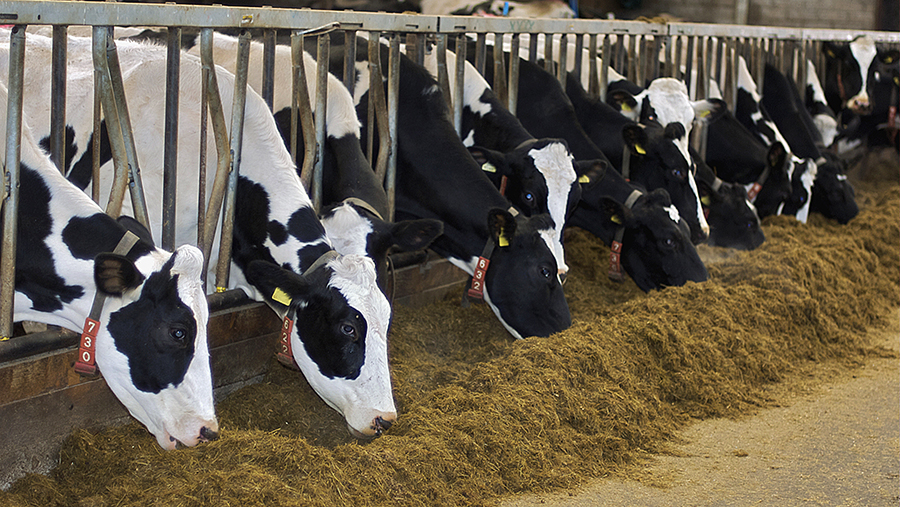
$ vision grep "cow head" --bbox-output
[320,200,444,292]
[480,209,571,339]
[571,161,708,291]
[621,122,708,244]
[91,225,217,450]
[810,153,858,224]
[469,138,580,276]
[246,253,396,439]
[693,154,765,251]
[779,156,818,223]
[824,36,900,118]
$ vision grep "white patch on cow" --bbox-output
[806,60,838,146]
[321,203,374,257]
[848,36,877,108]
[643,78,696,166]
[528,142,575,274]
[735,57,792,150]
[837,173,848,181]
[663,204,681,223]
[293,254,396,435]
[422,48,492,119]
[687,168,710,236]
[185,34,361,141]
[462,129,476,147]
[423,83,440,96]
[795,159,818,224]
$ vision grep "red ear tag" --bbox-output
[467,256,490,300]
[608,241,625,281]
[747,182,762,203]
[276,315,301,370]
[74,318,100,376]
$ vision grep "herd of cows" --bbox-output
[0,25,896,452]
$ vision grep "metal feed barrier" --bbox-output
[0,0,897,356]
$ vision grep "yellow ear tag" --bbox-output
[578,174,591,184]
[699,109,711,118]
[621,103,632,112]
[886,56,894,63]
[498,227,510,247]
[272,287,293,306]
[481,162,497,173]
[610,214,622,224]
[894,76,899,86]
[635,144,646,155]
[701,196,712,206]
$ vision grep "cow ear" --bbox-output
[693,98,727,122]
[600,197,634,227]
[244,260,311,313]
[607,90,638,113]
[94,254,146,296]
[387,218,444,252]
[116,216,155,246]
[486,208,517,248]
[574,159,607,186]
[663,122,686,140]
[469,146,512,176]
[767,142,788,171]
[622,124,648,154]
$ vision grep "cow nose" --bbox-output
[373,414,396,436]
[693,226,710,244]
[558,271,567,286]
[851,96,872,114]
[199,426,219,442]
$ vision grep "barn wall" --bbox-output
[580,0,880,30]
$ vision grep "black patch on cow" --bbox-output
[65,121,112,190]
[108,254,197,393]
[38,126,78,176]
[287,205,327,244]
[63,213,154,262]
[15,165,85,312]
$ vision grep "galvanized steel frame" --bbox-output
[0,0,897,345]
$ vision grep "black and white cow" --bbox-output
[417,45,578,278]
[568,159,708,290]
[823,35,900,151]
[1,30,396,439]
[692,148,765,250]
[180,33,444,293]
[0,81,217,450]
[804,59,839,148]
[326,35,571,339]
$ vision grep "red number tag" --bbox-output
[276,316,300,370]
[467,256,491,300]
[74,318,100,376]
[608,241,624,281]
[747,183,762,203]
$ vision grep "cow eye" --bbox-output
[524,192,534,203]
[540,266,552,279]
[170,327,188,343]
[672,168,684,178]
[664,238,675,248]
[340,322,358,341]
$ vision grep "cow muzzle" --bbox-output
[849,95,873,115]
[199,425,220,443]
[347,411,397,439]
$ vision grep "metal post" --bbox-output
[0,25,25,341]
[508,33,520,115]
[453,34,466,137]
[475,32,487,76]
[162,26,181,251]
[386,33,400,222]
[493,33,507,107]
[262,29,276,111]
[436,34,452,113]
[215,30,251,292]
[312,34,330,213]
[343,29,357,97]
[557,33,568,87]
[572,33,583,84]
[599,34,610,100]
[684,36,695,99]
[50,26,67,175]
[543,32,553,74]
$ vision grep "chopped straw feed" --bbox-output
[2,150,898,507]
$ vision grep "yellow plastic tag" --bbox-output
[498,227,510,247]
[635,144,646,155]
[272,287,293,306]
[578,174,591,184]
[698,109,711,118]
[610,215,622,224]
[621,103,632,112]
[481,162,497,173]
[701,196,711,206]
[215,286,227,293]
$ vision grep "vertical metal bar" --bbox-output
[343,29,357,98]
[198,29,235,282]
[453,34,466,137]
[262,29,276,111]
[651,35,662,81]
[91,42,102,204]
[215,30,252,292]
[508,33,520,116]
[104,33,152,233]
[627,34,637,84]
[572,33,583,84]
[198,30,209,286]
[528,33,538,63]
[415,33,426,68]
[493,32,508,107]
[366,31,379,165]
[599,34,610,100]
[50,25,67,175]
[436,34,452,113]
[405,33,419,66]
[93,28,131,220]
[312,34,330,213]
[291,31,316,194]
[714,36,724,89]
[684,35,695,99]
[673,35,683,81]
[556,33,568,87]
[475,32,487,76]
[702,36,713,99]
[588,33,599,97]
[543,32,553,74]
[368,32,390,182]
[0,25,25,340]
[162,26,181,251]
[386,34,400,222]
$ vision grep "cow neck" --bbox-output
[747,152,790,203]
[465,206,519,302]
[74,230,141,376]
[275,250,341,370]
[343,196,384,221]
[608,190,642,282]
